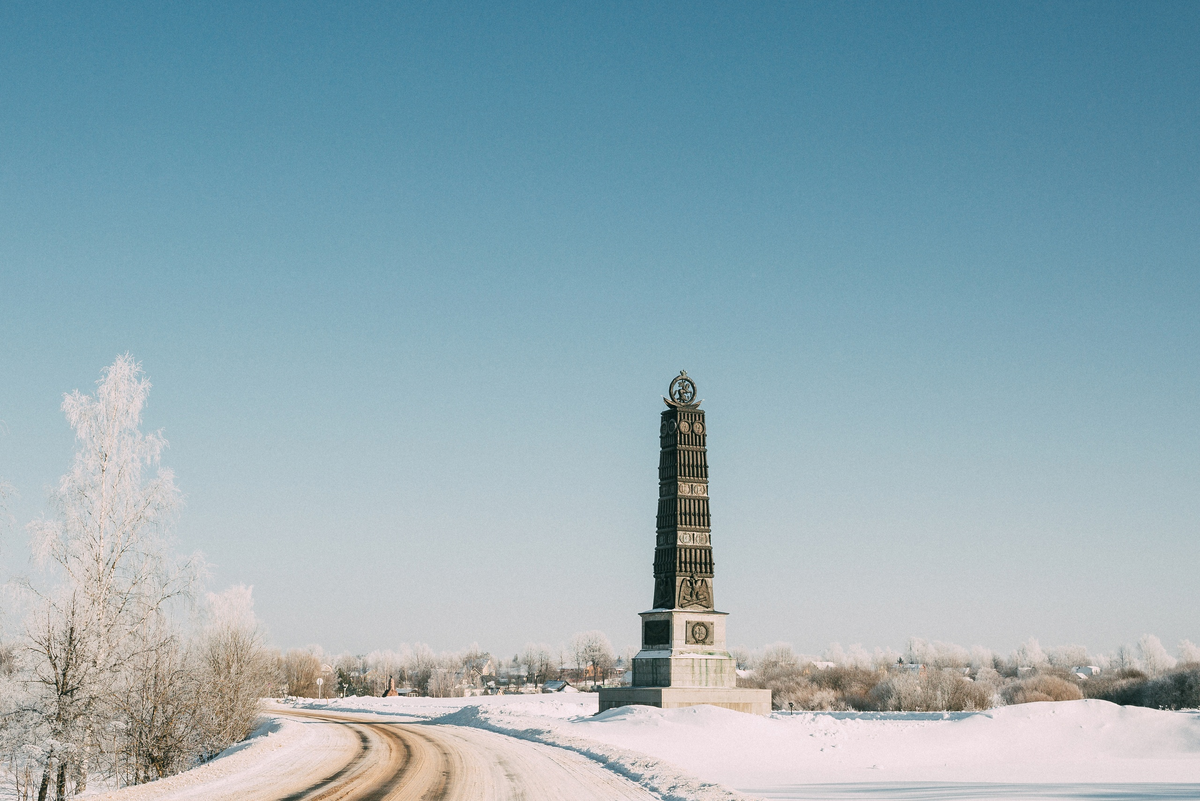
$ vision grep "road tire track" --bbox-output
[275,709,659,801]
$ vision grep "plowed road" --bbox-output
[94,709,659,801]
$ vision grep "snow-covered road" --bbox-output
[89,708,661,801]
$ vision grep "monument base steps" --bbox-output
[597,686,772,716]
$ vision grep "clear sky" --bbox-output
[1,2,1198,660]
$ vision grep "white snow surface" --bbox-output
[82,715,342,800]
[297,695,1200,799]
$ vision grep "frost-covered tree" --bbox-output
[1137,634,1177,677]
[361,649,404,695]
[520,643,555,687]
[904,638,969,669]
[1012,638,1048,669]
[1109,643,1141,672]
[402,643,437,695]
[1046,644,1091,669]
[1178,640,1200,666]
[969,645,998,672]
[569,630,614,689]
[193,586,274,757]
[21,355,198,797]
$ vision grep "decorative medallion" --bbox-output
[679,420,691,434]
[693,422,704,434]
[686,621,713,645]
[679,482,691,495]
[665,371,701,409]
[668,419,677,433]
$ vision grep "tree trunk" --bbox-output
[55,760,67,801]
[36,761,51,801]
[75,757,87,794]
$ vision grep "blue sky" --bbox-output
[1,1,1198,659]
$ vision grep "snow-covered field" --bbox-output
[293,694,1200,800]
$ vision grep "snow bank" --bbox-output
[572,700,1200,787]
[284,695,750,801]
[83,715,324,801]
[301,695,1200,798]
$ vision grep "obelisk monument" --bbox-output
[599,372,771,714]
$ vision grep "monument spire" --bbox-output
[653,370,715,611]
[599,372,771,715]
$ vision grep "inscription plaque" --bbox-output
[643,620,671,647]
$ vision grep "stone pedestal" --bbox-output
[599,686,771,715]
[599,608,772,715]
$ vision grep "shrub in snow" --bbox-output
[739,644,885,711]
[1089,666,1200,709]
[194,586,276,758]
[870,669,992,712]
[1002,674,1083,704]
[1139,668,1200,709]
[283,649,326,698]
[808,666,883,710]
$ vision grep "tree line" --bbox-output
[276,629,623,699]
[736,635,1200,712]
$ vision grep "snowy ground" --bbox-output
[294,694,1200,800]
[82,715,359,800]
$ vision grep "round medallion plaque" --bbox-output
[690,622,710,643]
[679,421,691,434]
